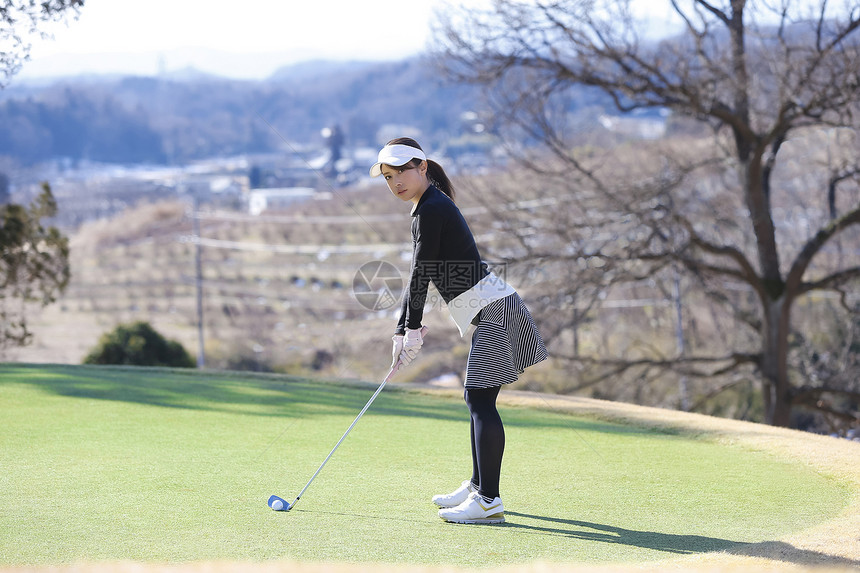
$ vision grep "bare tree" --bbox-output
[1,0,84,86]
[435,0,860,427]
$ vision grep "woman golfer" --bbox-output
[370,137,548,524]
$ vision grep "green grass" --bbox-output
[0,363,849,567]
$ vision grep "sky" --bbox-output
[18,0,683,81]
[20,0,452,80]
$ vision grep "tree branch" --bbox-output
[828,167,860,220]
[792,386,860,425]
[787,202,860,296]
[800,266,860,295]
[689,377,751,412]
[691,0,731,25]
[676,218,764,297]
[553,352,760,377]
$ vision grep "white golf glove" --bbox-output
[391,334,404,369]
[399,326,427,366]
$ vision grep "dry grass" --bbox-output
[71,201,188,250]
[3,388,857,573]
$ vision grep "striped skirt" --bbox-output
[464,293,548,389]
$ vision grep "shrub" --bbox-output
[84,321,195,368]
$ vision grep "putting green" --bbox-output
[0,364,852,568]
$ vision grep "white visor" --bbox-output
[369,144,426,177]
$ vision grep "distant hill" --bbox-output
[268,59,380,82]
[0,56,614,166]
[0,57,481,165]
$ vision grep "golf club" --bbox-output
[267,328,424,512]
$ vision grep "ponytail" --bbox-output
[385,136,456,202]
[427,159,455,202]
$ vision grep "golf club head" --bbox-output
[267,494,291,511]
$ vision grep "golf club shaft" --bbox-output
[289,363,400,509]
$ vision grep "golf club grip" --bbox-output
[290,363,400,507]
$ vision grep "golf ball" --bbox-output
[272,499,284,510]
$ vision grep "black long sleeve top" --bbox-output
[395,185,489,335]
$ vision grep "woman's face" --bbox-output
[381,161,428,204]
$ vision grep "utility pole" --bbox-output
[673,272,689,411]
[192,197,205,368]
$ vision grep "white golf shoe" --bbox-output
[432,479,476,508]
[438,491,505,524]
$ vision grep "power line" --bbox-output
[183,235,410,255]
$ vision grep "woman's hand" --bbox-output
[391,334,405,369]
[399,326,428,366]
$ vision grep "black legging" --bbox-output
[465,385,505,500]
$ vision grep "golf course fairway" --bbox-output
[1,363,858,572]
